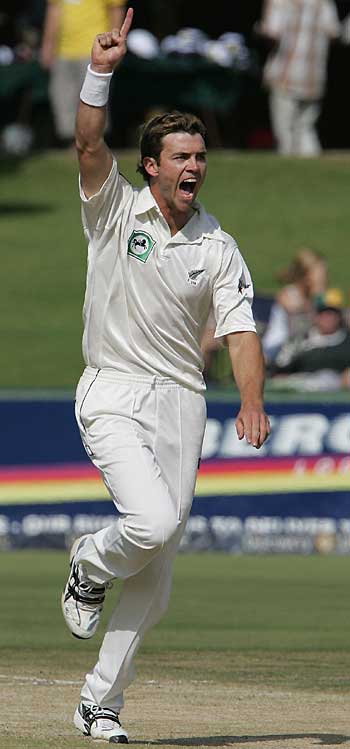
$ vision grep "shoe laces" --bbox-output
[65,563,111,607]
[82,702,122,729]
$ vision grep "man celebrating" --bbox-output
[61,8,270,743]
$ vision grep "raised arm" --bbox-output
[76,7,133,198]
[226,331,270,449]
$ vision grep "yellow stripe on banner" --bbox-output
[195,472,350,495]
[0,480,109,505]
[1,470,350,505]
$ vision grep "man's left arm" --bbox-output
[226,331,270,449]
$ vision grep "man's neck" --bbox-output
[150,187,195,237]
[164,207,195,237]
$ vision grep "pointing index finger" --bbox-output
[119,7,134,40]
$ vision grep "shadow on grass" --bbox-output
[0,202,54,215]
[135,734,350,746]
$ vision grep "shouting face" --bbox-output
[143,131,207,228]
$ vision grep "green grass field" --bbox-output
[2,152,350,747]
[1,551,350,748]
[2,551,350,687]
[1,151,349,388]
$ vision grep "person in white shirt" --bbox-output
[259,0,340,155]
[61,9,270,743]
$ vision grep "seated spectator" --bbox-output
[269,288,350,391]
[262,247,328,363]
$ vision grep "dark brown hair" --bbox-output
[137,111,207,182]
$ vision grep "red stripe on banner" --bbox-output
[198,456,350,474]
[0,463,99,483]
[199,459,294,474]
[0,455,350,485]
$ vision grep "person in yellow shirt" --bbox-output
[40,0,126,146]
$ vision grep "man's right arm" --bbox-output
[76,9,133,199]
[76,100,113,199]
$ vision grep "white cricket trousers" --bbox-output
[74,366,207,711]
[270,89,321,156]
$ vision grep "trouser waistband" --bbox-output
[83,366,184,389]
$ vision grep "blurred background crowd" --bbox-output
[203,248,350,392]
[1,0,350,393]
[1,0,350,154]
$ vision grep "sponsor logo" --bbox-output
[127,230,155,263]
[203,412,350,459]
[188,268,206,286]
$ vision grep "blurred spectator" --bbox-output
[0,3,43,157]
[262,247,328,362]
[269,288,350,391]
[40,0,126,147]
[258,0,341,155]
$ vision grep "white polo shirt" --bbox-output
[80,158,256,392]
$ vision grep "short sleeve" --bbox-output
[79,158,133,241]
[213,242,256,338]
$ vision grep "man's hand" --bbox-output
[91,7,133,73]
[235,402,271,449]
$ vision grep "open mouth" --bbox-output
[179,179,196,196]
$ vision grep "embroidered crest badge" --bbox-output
[127,230,155,263]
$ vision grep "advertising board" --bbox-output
[1,396,350,551]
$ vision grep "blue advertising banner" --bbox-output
[1,394,350,551]
[2,396,350,465]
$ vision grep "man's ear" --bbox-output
[143,157,159,179]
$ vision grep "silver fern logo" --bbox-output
[188,269,206,286]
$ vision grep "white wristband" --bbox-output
[80,64,113,107]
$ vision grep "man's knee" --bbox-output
[125,506,178,550]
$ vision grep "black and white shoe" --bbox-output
[61,535,109,639]
[74,700,128,743]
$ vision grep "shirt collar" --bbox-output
[134,186,225,244]
[171,203,226,245]
[134,185,159,216]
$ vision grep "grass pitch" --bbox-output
[1,551,350,748]
[1,150,349,388]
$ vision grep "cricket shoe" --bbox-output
[74,701,128,743]
[61,535,110,639]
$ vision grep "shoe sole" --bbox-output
[69,534,89,565]
[73,707,90,736]
[74,706,128,743]
[60,590,97,639]
[91,728,129,743]
[61,535,96,640]
[109,736,128,744]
